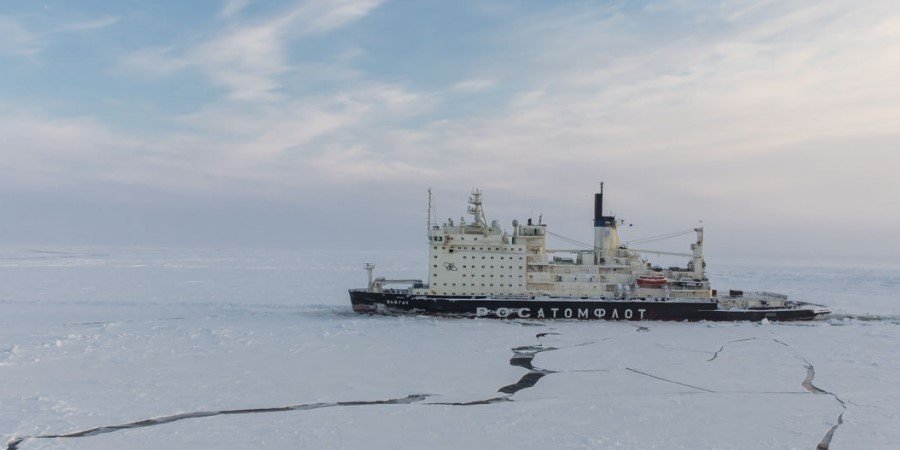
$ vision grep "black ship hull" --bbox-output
[349,290,829,322]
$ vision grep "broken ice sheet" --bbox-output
[2,248,899,449]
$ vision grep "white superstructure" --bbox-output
[416,188,711,300]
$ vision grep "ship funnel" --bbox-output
[594,194,603,224]
[593,182,620,263]
[593,182,606,227]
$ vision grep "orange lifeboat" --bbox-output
[636,275,667,288]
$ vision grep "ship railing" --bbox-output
[372,278,424,291]
[750,291,789,300]
[728,290,788,300]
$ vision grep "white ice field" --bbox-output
[1,247,898,449]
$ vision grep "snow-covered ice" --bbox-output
[1,247,898,449]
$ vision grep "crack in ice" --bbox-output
[6,331,854,449]
[625,368,716,393]
[4,394,428,450]
[636,336,850,448]
[707,337,758,362]
[716,338,848,449]
[431,333,597,405]
[816,412,844,450]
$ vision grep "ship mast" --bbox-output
[467,189,487,229]
[427,188,435,232]
[690,225,705,279]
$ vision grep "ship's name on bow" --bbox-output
[476,306,646,320]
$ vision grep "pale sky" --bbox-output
[1,1,899,264]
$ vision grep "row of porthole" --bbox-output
[432,274,525,278]
[440,283,521,287]
[461,255,524,260]
[441,293,519,296]
[462,274,522,278]
[432,246,524,252]
[433,264,522,270]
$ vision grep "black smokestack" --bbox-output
[594,183,612,227]
[594,182,605,221]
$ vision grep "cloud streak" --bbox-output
[57,16,120,32]
[124,0,384,101]
[0,16,39,56]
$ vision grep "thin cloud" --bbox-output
[219,0,251,18]
[0,16,39,56]
[0,14,120,58]
[57,16,120,32]
[453,78,497,93]
[123,0,385,102]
